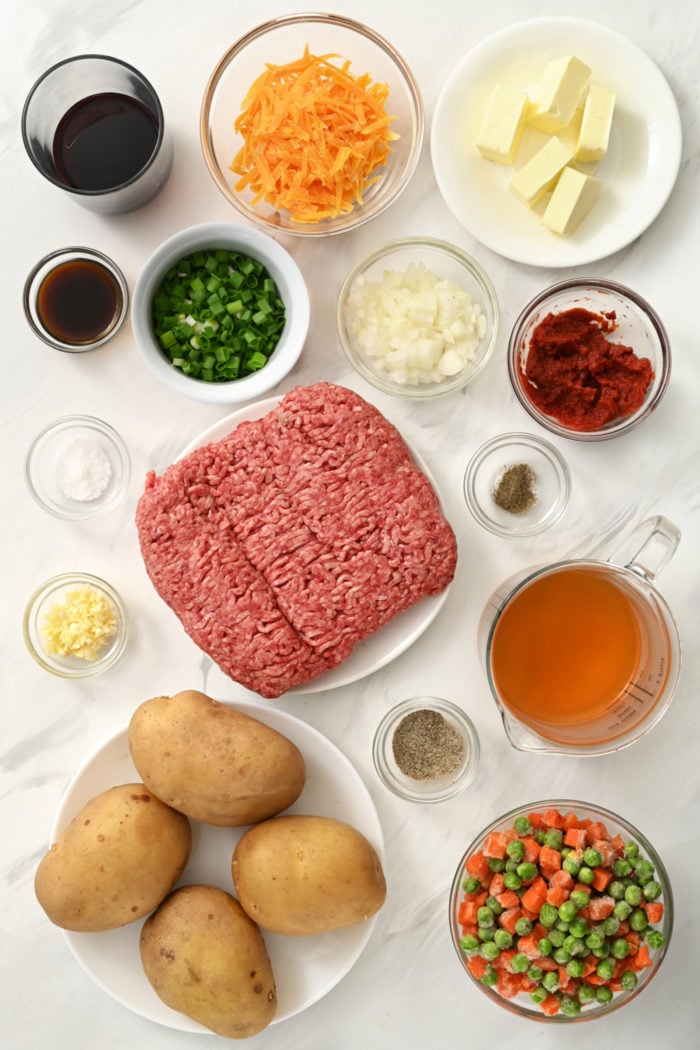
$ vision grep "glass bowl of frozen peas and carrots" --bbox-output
[337,237,499,399]
[508,279,671,441]
[449,800,672,1022]
[200,12,423,236]
[131,222,310,404]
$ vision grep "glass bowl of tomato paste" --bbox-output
[449,800,673,1023]
[507,280,671,440]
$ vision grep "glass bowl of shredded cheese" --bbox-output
[24,415,130,520]
[200,12,423,236]
[338,237,499,398]
[23,573,128,678]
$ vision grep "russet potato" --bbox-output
[34,783,191,932]
[232,814,387,936]
[128,690,306,826]
[140,884,276,1039]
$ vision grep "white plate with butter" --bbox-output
[431,17,682,267]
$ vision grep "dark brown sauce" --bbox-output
[52,92,159,192]
[37,260,122,345]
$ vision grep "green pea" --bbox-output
[578,983,596,1003]
[478,927,495,942]
[493,929,513,950]
[529,985,548,1005]
[569,917,589,938]
[583,848,603,867]
[539,903,558,928]
[643,880,662,901]
[613,900,632,921]
[460,934,479,953]
[535,829,546,845]
[553,946,571,965]
[577,866,595,885]
[542,970,559,991]
[558,901,578,923]
[646,930,664,949]
[569,890,590,910]
[543,829,563,850]
[548,928,566,947]
[585,929,606,950]
[515,916,533,936]
[503,871,523,890]
[506,839,525,861]
[608,879,626,900]
[611,938,630,959]
[480,940,500,961]
[620,970,638,991]
[596,985,614,1004]
[624,884,643,907]
[562,855,581,876]
[629,908,648,932]
[596,958,615,981]
[477,906,495,928]
[602,916,620,937]
[510,952,530,974]
[528,965,544,982]
[624,840,640,860]
[566,958,585,979]
[560,996,581,1016]
[634,859,655,883]
[516,862,538,882]
[481,964,498,987]
[592,942,610,959]
[538,937,553,956]
[514,816,532,835]
[487,857,505,873]
[462,876,482,894]
[613,858,632,877]
[485,895,503,915]
[563,935,585,957]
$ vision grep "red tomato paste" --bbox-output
[520,308,653,431]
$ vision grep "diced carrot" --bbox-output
[590,838,616,866]
[517,933,541,959]
[520,836,541,863]
[489,873,506,897]
[528,811,544,829]
[644,901,664,924]
[483,831,508,859]
[498,907,521,935]
[610,833,625,854]
[546,885,567,907]
[542,808,565,829]
[460,922,478,938]
[548,869,574,891]
[496,971,522,1000]
[539,845,563,878]
[562,811,584,830]
[521,907,540,923]
[564,826,587,848]
[586,821,609,843]
[465,851,490,883]
[466,955,489,979]
[521,876,548,914]
[231,47,398,224]
[497,948,518,972]
[587,895,615,921]
[496,890,521,910]
[540,993,561,1016]
[573,882,592,897]
[458,900,480,926]
[581,954,599,977]
[591,867,613,892]
[625,930,642,948]
[632,944,653,970]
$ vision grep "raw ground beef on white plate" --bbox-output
[136,382,457,697]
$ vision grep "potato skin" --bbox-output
[232,815,387,936]
[34,783,191,932]
[128,690,306,826]
[140,884,276,1039]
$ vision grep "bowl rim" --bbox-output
[131,221,310,404]
[24,413,131,520]
[507,278,671,441]
[463,430,572,537]
[23,571,129,678]
[449,797,673,1022]
[23,245,130,353]
[372,696,480,802]
[199,11,425,237]
[337,235,500,399]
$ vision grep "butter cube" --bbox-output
[543,166,601,236]
[575,84,616,162]
[529,55,592,133]
[509,137,573,207]
[476,85,530,165]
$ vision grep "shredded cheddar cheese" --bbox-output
[230,46,398,223]
[41,586,117,661]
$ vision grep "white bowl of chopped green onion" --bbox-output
[132,222,309,402]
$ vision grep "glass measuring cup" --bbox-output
[479,516,681,756]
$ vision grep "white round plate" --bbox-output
[430,17,682,267]
[53,702,384,1033]
[178,397,452,694]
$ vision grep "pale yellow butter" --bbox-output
[575,84,616,162]
[509,137,573,207]
[476,85,530,165]
[529,55,592,133]
[543,166,601,236]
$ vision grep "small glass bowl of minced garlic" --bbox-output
[23,572,128,677]
[373,697,480,802]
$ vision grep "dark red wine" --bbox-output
[37,260,122,345]
[52,92,159,191]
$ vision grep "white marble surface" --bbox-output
[3,1,700,1048]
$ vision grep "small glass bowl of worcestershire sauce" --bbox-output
[23,247,129,352]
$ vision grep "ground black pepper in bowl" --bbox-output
[392,708,465,779]
[492,462,537,514]
[373,697,480,802]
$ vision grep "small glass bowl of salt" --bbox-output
[24,415,130,520]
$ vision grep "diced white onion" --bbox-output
[345,263,486,385]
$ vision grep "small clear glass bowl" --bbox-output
[508,279,670,441]
[200,12,423,236]
[23,247,129,353]
[464,432,571,537]
[338,237,499,399]
[449,799,673,1022]
[373,697,480,802]
[25,415,130,520]
[23,572,128,678]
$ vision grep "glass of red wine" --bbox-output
[21,54,173,214]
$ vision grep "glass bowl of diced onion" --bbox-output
[337,237,499,399]
[200,13,423,236]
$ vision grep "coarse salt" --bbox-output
[57,438,113,502]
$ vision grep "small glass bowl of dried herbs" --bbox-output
[373,697,480,802]
[463,432,571,538]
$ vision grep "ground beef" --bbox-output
[135,383,457,698]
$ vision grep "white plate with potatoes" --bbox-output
[46,697,385,1034]
[430,17,682,267]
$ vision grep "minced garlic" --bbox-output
[41,586,117,661]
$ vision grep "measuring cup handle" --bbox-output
[606,515,681,583]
